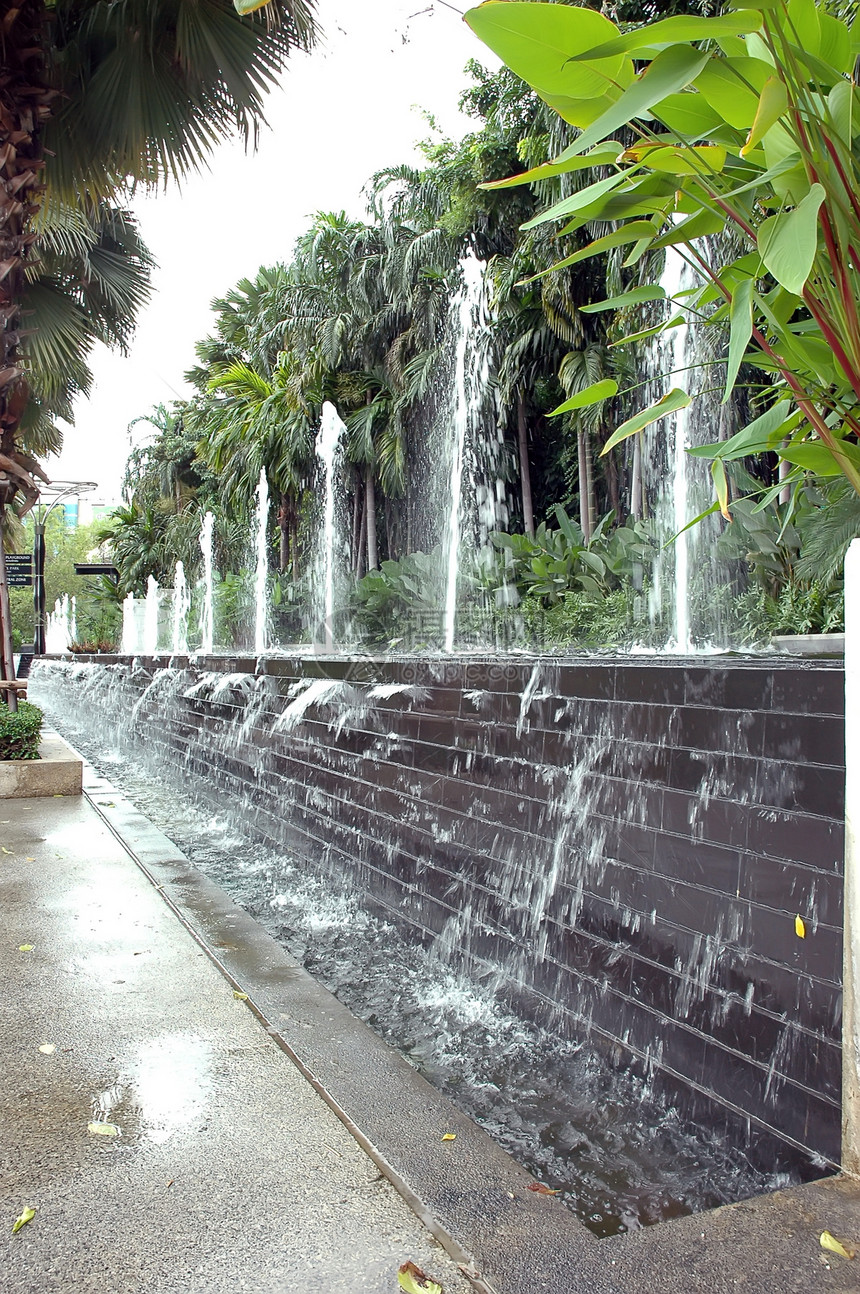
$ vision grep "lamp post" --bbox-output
[31,482,97,655]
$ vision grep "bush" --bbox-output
[0,700,43,760]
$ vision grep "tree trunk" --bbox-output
[290,516,299,583]
[577,429,595,542]
[355,491,367,580]
[278,492,289,572]
[517,390,535,539]
[351,470,362,572]
[0,517,19,711]
[365,472,378,571]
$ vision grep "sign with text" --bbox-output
[5,554,32,588]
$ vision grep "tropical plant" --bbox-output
[0,0,318,700]
[492,505,655,604]
[465,0,860,514]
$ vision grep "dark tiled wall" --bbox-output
[42,654,845,1168]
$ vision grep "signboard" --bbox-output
[5,554,32,589]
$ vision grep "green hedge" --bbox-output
[0,700,43,761]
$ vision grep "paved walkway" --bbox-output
[0,793,472,1294]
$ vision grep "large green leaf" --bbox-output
[526,221,660,277]
[566,11,763,60]
[521,171,629,231]
[723,277,754,401]
[530,45,712,163]
[741,76,789,156]
[687,401,802,459]
[480,141,621,191]
[782,440,860,475]
[549,379,618,416]
[601,389,692,454]
[581,286,667,313]
[757,183,825,294]
[464,3,633,100]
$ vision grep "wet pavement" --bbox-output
[3,772,860,1294]
[0,792,472,1294]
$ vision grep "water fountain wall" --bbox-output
[31,653,845,1172]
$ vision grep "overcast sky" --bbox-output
[47,0,499,501]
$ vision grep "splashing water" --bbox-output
[143,575,160,655]
[172,561,190,656]
[254,469,269,655]
[315,402,347,649]
[442,253,495,652]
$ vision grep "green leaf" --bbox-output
[549,379,618,416]
[712,458,731,519]
[650,207,727,247]
[782,440,860,476]
[12,1207,36,1235]
[601,389,691,454]
[521,171,628,231]
[693,56,772,129]
[688,402,801,460]
[570,11,763,60]
[525,221,660,277]
[540,45,712,162]
[757,183,825,294]
[741,76,789,156]
[464,3,633,101]
[582,286,667,313]
[723,277,754,402]
[618,143,727,175]
[480,141,621,191]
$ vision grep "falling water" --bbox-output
[315,402,347,649]
[663,248,693,653]
[643,245,732,650]
[143,575,160,655]
[45,596,71,654]
[254,469,269,655]
[172,561,190,655]
[199,511,215,654]
[441,253,497,652]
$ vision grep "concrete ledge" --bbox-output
[0,730,83,798]
[771,632,845,657]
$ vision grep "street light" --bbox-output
[31,481,97,655]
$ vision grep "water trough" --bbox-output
[31,649,847,1231]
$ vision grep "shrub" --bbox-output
[0,700,43,761]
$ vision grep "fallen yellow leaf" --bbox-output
[2,847,12,854]
[87,1121,120,1137]
[398,1261,442,1294]
[441,1133,456,1142]
[18,944,34,952]
[12,1207,36,1235]
[820,1230,855,1260]
[795,915,806,938]
[233,991,249,1001]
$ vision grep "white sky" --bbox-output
[47,0,498,501]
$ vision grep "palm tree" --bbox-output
[0,0,318,697]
